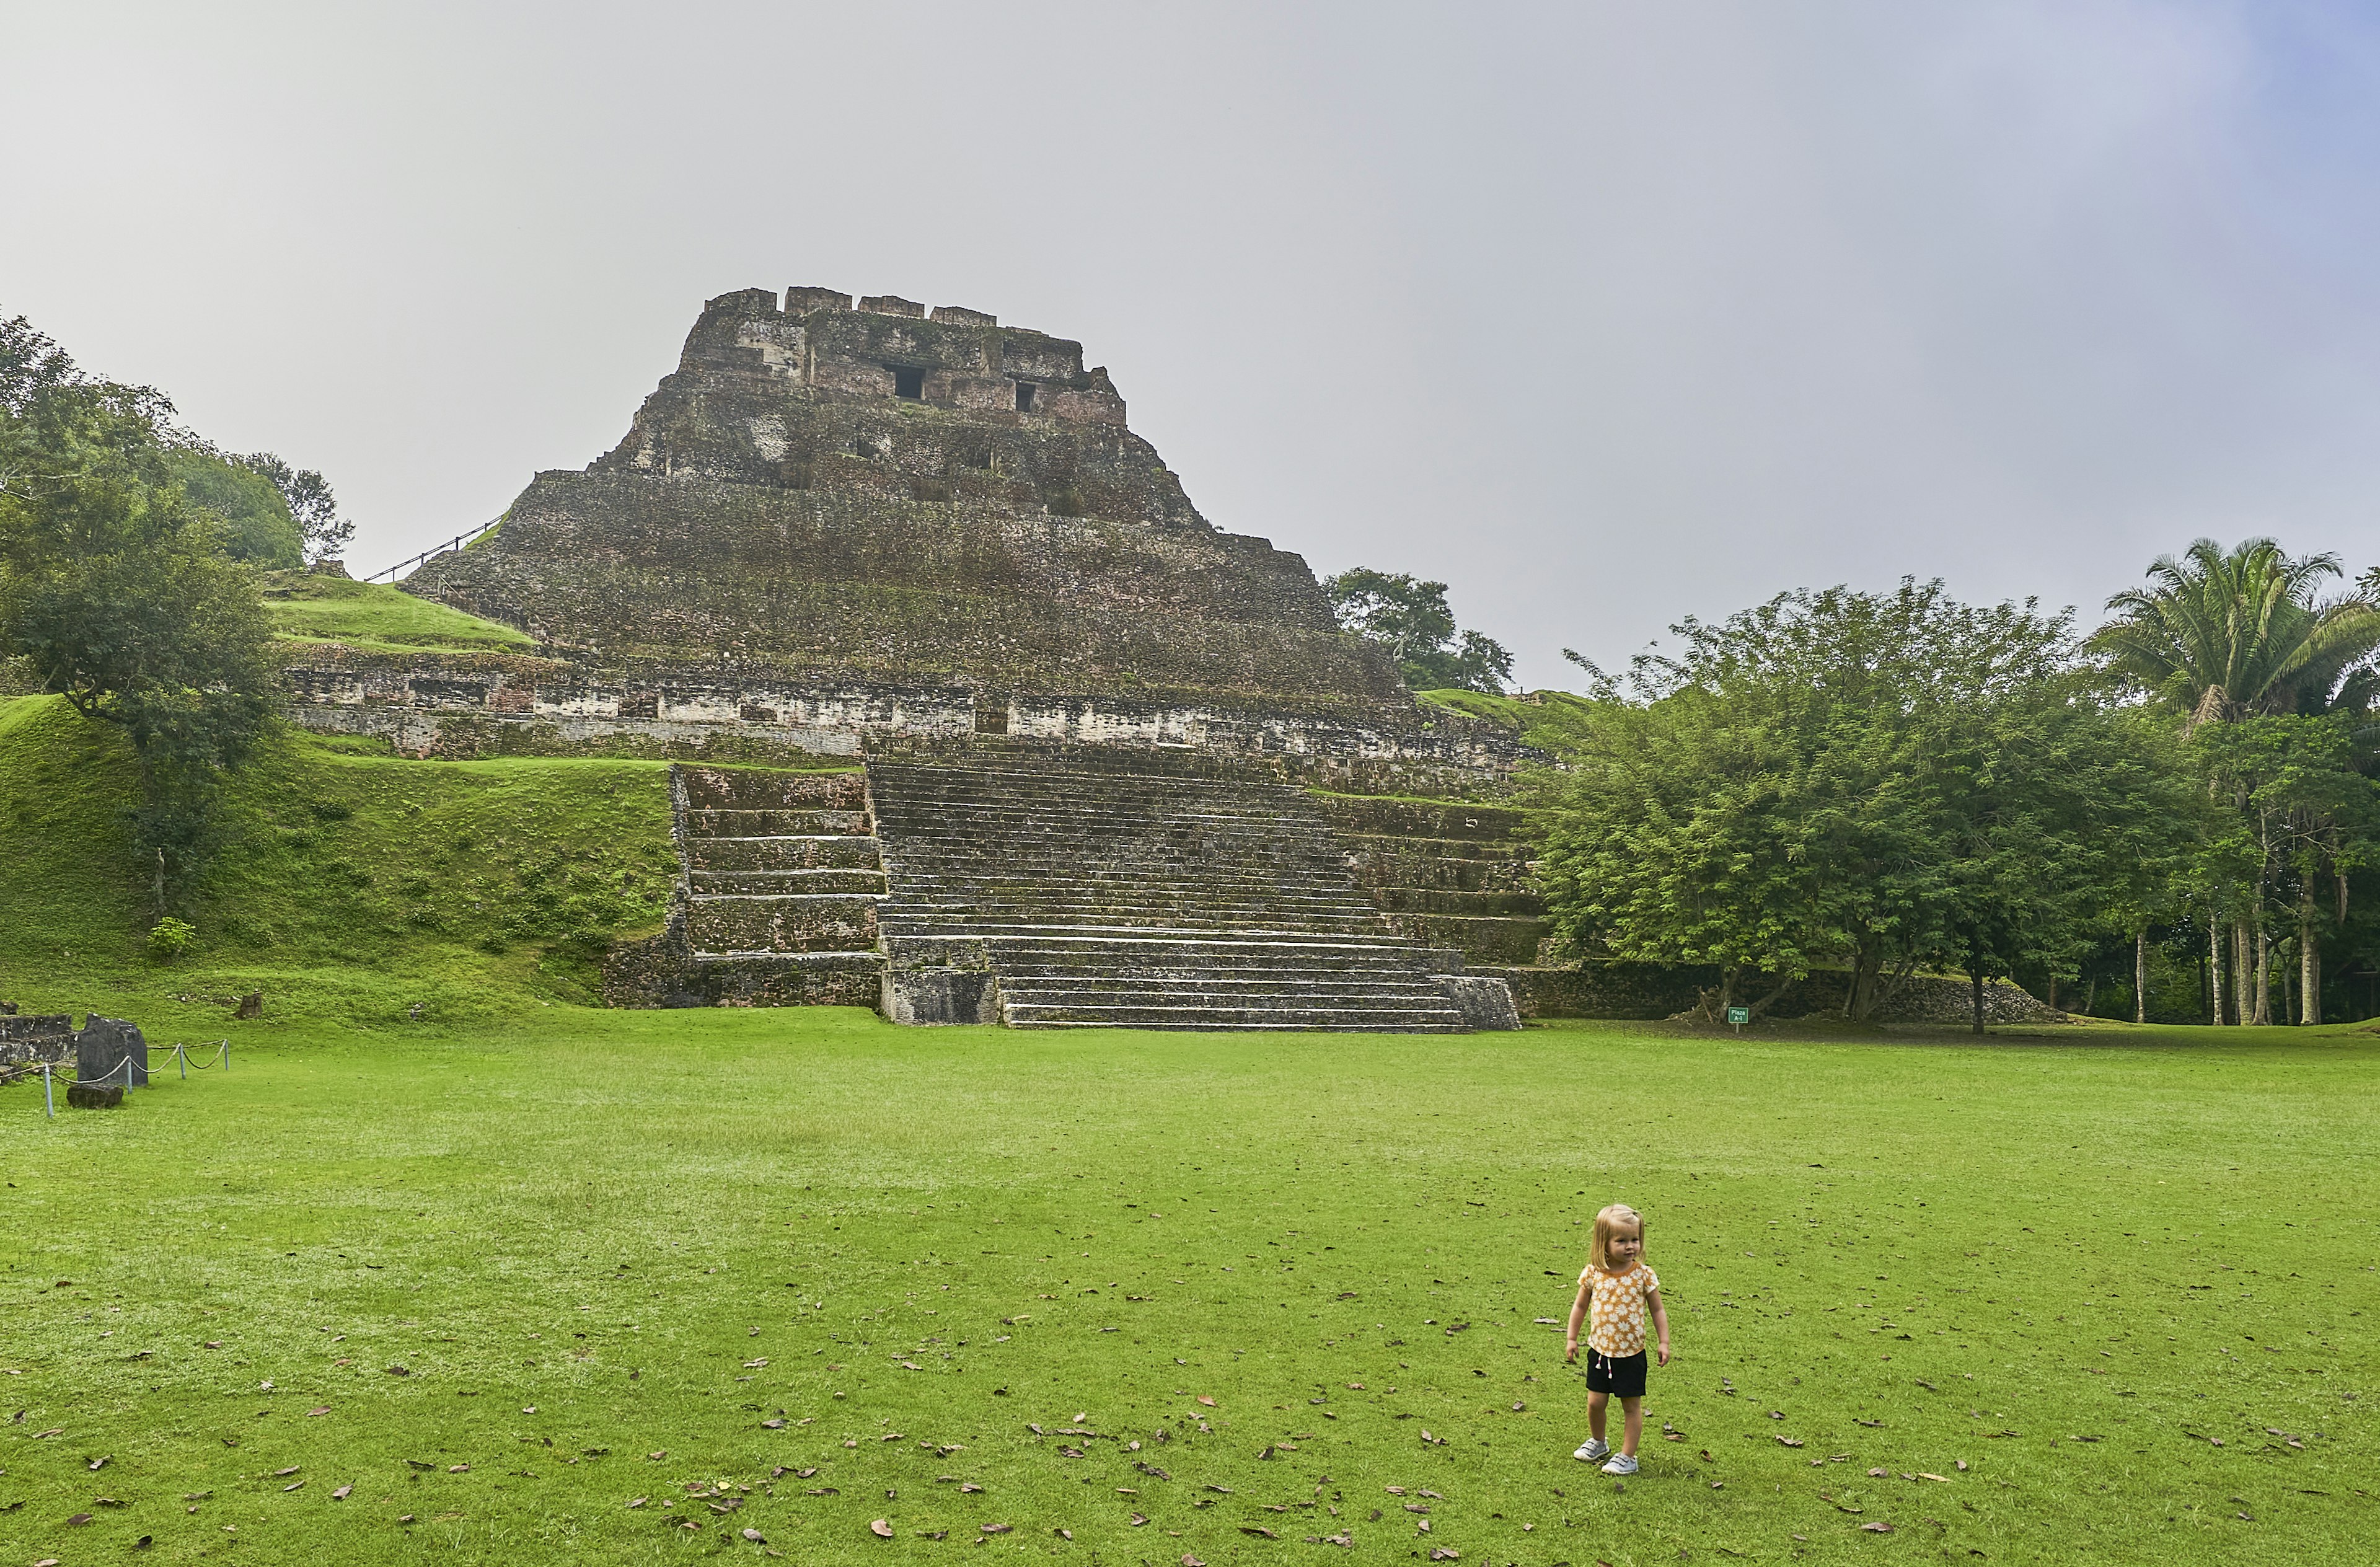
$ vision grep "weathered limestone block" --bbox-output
[883,968,1001,1026]
[67,1081,125,1110]
[0,1013,74,1067]
[1433,975,1523,1032]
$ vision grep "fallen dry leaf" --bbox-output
[1241,1525,1280,1539]
[332,1486,352,1501]
[982,1523,1013,1535]
[307,1406,331,1417]
[1860,1522,1893,1534]
[870,1518,894,1538]
[275,1467,301,1477]
[741,1527,766,1542]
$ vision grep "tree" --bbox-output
[2190,715,2380,1025]
[2096,539,2380,1023]
[2092,537,2380,726]
[1324,568,1514,694]
[1530,581,2194,1029]
[240,451,352,562]
[0,314,279,908]
[165,446,304,567]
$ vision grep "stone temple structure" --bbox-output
[288,287,1553,1029]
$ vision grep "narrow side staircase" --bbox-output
[867,746,1515,1031]
[605,766,886,1007]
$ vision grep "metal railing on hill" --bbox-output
[361,516,505,583]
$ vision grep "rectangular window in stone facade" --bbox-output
[891,365,925,400]
[1013,381,1036,413]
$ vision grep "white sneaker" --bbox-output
[1572,1437,1610,1462]
[1601,1453,1639,1476]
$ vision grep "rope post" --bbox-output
[179,1043,188,1081]
[43,1064,54,1119]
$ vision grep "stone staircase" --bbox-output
[866,743,1516,1031]
[1314,793,1551,965]
[603,766,886,1007]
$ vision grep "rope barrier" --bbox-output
[25,1038,228,1119]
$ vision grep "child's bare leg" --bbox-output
[1619,1395,1644,1457]
[1586,1390,1608,1442]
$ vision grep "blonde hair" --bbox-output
[1589,1203,1645,1273]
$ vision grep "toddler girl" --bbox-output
[1564,1202,1670,1475]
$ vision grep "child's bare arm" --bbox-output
[1647,1286,1671,1366]
[1564,1277,1590,1362]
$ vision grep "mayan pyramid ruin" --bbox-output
[285,288,1553,1029]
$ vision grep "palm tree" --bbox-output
[2094,538,2380,1028]
[2093,538,2380,726]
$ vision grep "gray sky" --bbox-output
[11,1,2380,689]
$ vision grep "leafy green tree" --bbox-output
[1324,567,1514,694]
[2190,715,2380,1025]
[1532,581,2193,1028]
[165,446,303,567]
[240,451,352,562]
[0,314,279,909]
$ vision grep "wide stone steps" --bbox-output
[1002,1004,1468,1031]
[690,869,889,895]
[867,753,1511,1032]
[690,835,885,872]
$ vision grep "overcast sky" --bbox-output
[10,1,2380,689]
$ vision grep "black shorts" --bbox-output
[1584,1348,1647,1398]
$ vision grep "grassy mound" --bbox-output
[1,1010,2371,1563]
[0,695,680,1025]
[260,572,538,655]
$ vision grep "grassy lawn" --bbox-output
[2,1010,2371,1566]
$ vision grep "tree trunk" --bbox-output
[2281,938,2296,1025]
[2253,926,2271,1026]
[2082,974,2097,1018]
[2208,919,2225,1026]
[2046,973,2059,1012]
[2232,922,2252,1025]
[1844,937,1877,1019]
[2135,929,2149,1025]
[2301,891,2321,1026]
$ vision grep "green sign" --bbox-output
[1726,1007,1750,1025]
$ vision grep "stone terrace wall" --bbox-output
[0,1013,75,1067]
[282,648,1535,793]
[407,473,1398,706]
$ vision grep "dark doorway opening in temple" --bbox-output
[974,694,1010,734]
[1013,381,1036,413]
[891,365,925,400]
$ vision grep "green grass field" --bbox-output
[2,1009,2373,1566]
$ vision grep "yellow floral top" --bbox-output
[1579,1263,1660,1356]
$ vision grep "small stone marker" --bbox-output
[234,992,263,1020]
